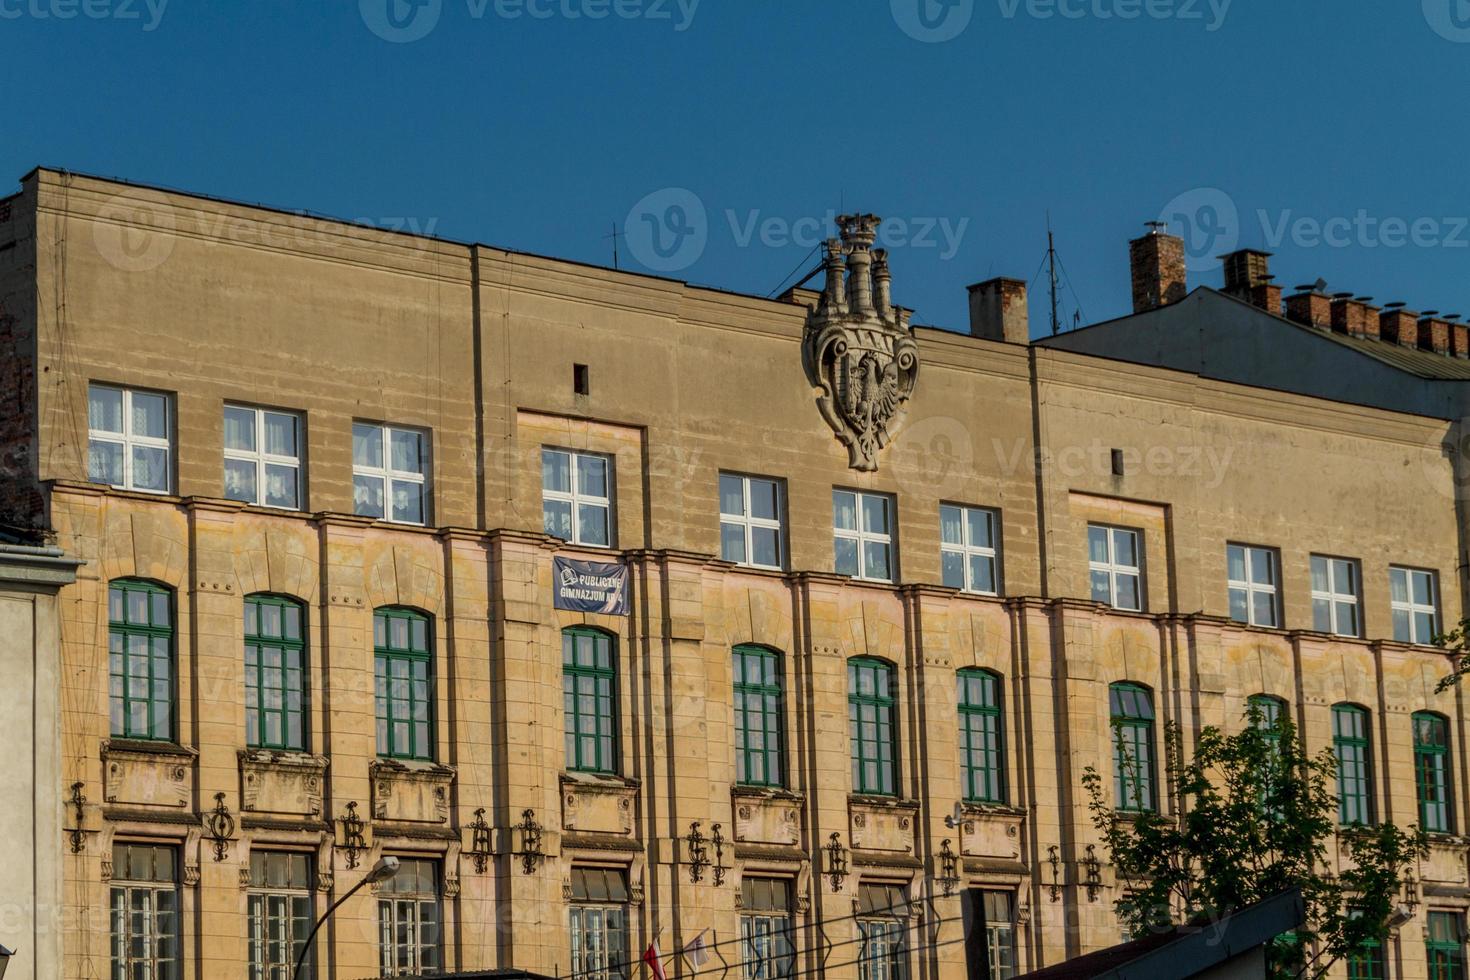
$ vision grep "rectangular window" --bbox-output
[940,505,999,595]
[108,579,174,741]
[353,422,430,525]
[88,383,172,493]
[1428,911,1465,980]
[245,595,307,751]
[1334,704,1374,826]
[857,884,909,980]
[570,869,630,980]
[1089,525,1142,611]
[740,878,795,980]
[1311,556,1361,637]
[373,608,433,761]
[543,448,614,547]
[110,844,180,980]
[1227,544,1278,627]
[1390,566,1439,644]
[834,490,895,583]
[224,405,302,510]
[1346,908,1384,980]
[720,473,785,570]
[564,629,617,774]
[979,891,1016,980]
[377,858,441,977]
[247,851,312,980]
[733,646,784,788]
[1416,712,1453,834]
[849,659,898,796]
[958,670,1004,804]
[1110,683,1155,812]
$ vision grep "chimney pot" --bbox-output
[1220,249,1279,312]
[968,277,1029,344]
[1129,226,1187,313]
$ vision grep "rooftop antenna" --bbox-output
[1046,213,1061,337]
[604,223,621,270]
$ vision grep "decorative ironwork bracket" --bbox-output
[68,782,87,854]
[711,822,726,887]
[204,792,235,863]
[937,839,960,897]
[687,821,709,883]
[339,801,366,870]
[468,807,493,874]
[825,832,849,892]
[516,808,544,876]
[1047,845,1062,902]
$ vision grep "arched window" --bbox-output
[108,578,174,741]
[1109,682,1155,812]
[374,607,433,761]
[732,645,784,788]
[564,628,617,774]
[848,658,898,796]
[1414,711,1453,833]
[1332,704,1374,826]
[1247,694,1287,745]
[958,669,1004,804]
[245,594,307,751]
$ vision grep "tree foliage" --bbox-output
[1082,706,1426,980]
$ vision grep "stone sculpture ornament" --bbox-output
[803,214,920,471]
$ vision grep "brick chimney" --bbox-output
[968,277,1029,343]
[1379,305,1419,348]
[1419,313,1451,354]
[1360,299,1381,341]
[1219,249,1280,312]
[1129,223,1186,313]
[1285,287,1332,330]
[1452,319,1470,358]
[1330,294,1370,337]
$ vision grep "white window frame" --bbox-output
[246,851,312,980]
[1227,543,1279,628]
[940,504,1000,595]
[542,448,615,548]
[223,405,302,510]
[1391,566,1440,645]
[88,383,172,494]
[376,861,441,976]
[352,422,430,526]
[1089,524,1143,612]
[1311,555,1361,638]
[719,473,785,570]
[833,489,895,584]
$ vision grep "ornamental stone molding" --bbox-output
[803,214,920,471]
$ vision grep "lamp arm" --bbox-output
[292,874,376,980]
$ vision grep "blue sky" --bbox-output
[4,1,1468,335]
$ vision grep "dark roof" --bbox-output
[1019,890,1304,980]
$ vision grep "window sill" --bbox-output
[372,757,455,776]
[732,784,804,803]
[103,738,196,758]
[561,770,640,790]
[848,793,918,809]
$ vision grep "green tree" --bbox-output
[1082,705,1426,980]
[1434,617,1470,692]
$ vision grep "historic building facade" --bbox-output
[3,168,1469,980]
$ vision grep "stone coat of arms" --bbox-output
[803,214,920,471]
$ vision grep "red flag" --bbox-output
[643,941,668,980]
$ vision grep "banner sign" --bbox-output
[553,556,630,615]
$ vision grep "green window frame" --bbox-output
[108,579,175,741]
[564,628,617,774]
[1346,908,1385,980]
[373,607,433,761]
[733,645,784,788]
[849,658,898,796]
[1416,711,1453,834]
[958,669,1005,804]
[1109,682,1156,812]
[245,594,307,751]
[1333,704,1374,826]
[1428,910,1465,980]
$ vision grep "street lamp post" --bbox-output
[292,855,400,980]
